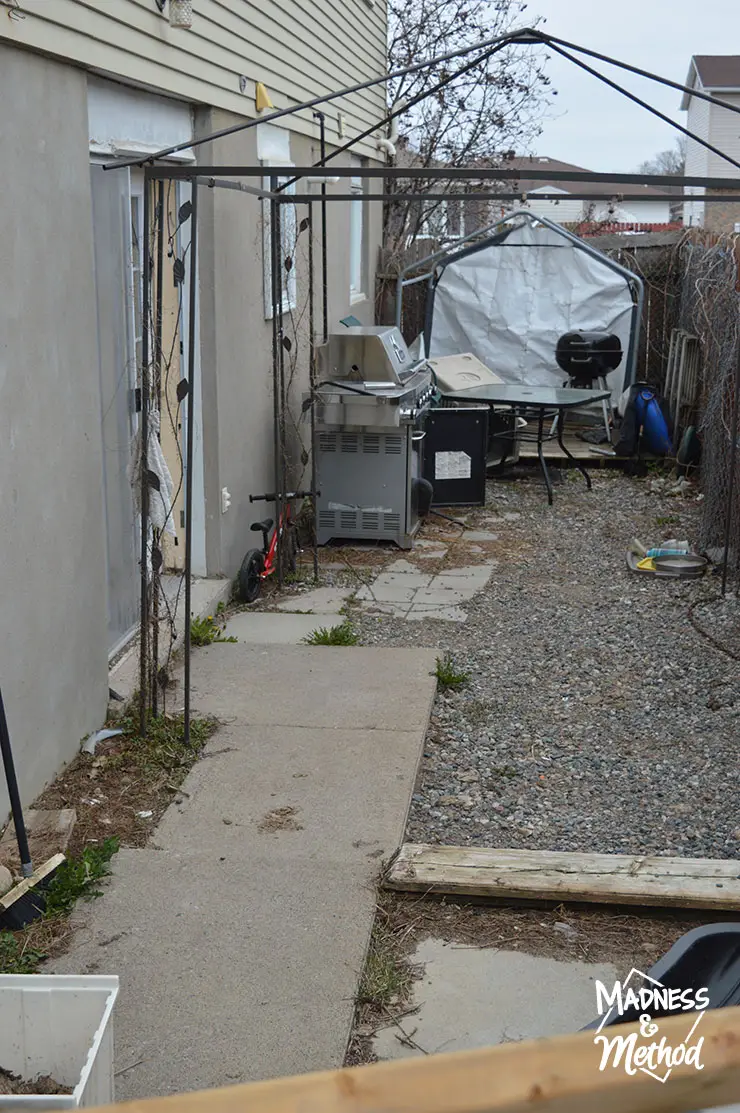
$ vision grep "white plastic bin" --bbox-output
[0,975,119,1109]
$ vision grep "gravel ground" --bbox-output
[349,467,740,860]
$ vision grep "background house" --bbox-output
[506,157,673,229]
[681,55,740,231]
[416,156,674,247]
[0,0,388,813]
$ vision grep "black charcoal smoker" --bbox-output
[555,330,623,442]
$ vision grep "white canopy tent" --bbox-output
[398,212,643,403]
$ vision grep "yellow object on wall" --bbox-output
[255,82,274,113]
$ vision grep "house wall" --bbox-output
[705,91,740,232]
[521,192,585,224]
[683,87,740,227]
[0,0,387,162]
[0,44,109,813]
[194,110,383,577]
[590,200,672,224]
[522,195,670,226]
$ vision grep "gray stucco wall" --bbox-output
[0,45,109,814]
[195,110,384,577]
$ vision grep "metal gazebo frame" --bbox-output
[103,27,740,740]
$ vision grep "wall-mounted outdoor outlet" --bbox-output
[221,487,232,514]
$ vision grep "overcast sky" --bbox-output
[524,0,739,171]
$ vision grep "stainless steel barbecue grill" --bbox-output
[312,326,435,548]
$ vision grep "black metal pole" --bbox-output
[721,333,740,596]
[313,112,330,343]
[138,178,151,737]
[105,28,529,171]
[307,200,319,582]
[270,180,284,590]
[276,197,288,586]
[281,41,511,196]
[151,179,165,718]
[183,181,199,745]
[0,689,32,877]
[534,29,740,119]
[547,41,740,175]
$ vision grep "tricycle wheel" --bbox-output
[237,549,264,603]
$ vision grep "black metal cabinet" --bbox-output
[422,405,488,506]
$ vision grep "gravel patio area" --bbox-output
[350,468,739,861]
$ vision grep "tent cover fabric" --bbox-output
[428,220,635,399]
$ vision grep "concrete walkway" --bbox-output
[53,641,436,1099]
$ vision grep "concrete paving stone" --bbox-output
[414,540,449,551]
[223,612,344,644]
[463,531,500,542]
[385,559,420,573]
[155,723,422,863]
[52,848,374,1096]
[372,938,618,1061]
[414,550,448,560]
[414,586,469,605]
[356,585,418,603]
[373,572,433,590]
[189,644,437,732]
[359,602,411,618]
[406,605,468,623]
[52,638,438,1102]
[433,564,494,583]
[274,587,350,614]
[0,864,12,896]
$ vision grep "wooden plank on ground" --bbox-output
[518,435,599,461]
[90,1006,740,1113]
[383,844,740,910]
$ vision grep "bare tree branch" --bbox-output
[384,0,554,256]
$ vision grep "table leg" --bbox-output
[537,407,554,506]
[486,404,512,472]
[556,407,592,490]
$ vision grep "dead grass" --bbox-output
[33,713,219,857]
[346,891,422,1067]
[379,891,707,971]
[345,888,708,1066]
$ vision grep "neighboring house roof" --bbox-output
[681,55,740,108]
[506,157,670,199]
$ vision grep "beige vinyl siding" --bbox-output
[590,199,671,224]
[524,193,584,224]
[708,91,740,176]
[684,88,711,226]
[0,0,388,159]
[685,90,712,177]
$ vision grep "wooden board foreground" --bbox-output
[383,844,740,910]
[94,1007,740,1113]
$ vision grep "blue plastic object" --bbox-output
[634,389,672,455]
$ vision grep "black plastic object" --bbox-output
[556,331,623,387]
[583,923,740,1031]
[0,688,33,876]
[422,405,488,506]
[678,425,702,469]
[414,477,434,518]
